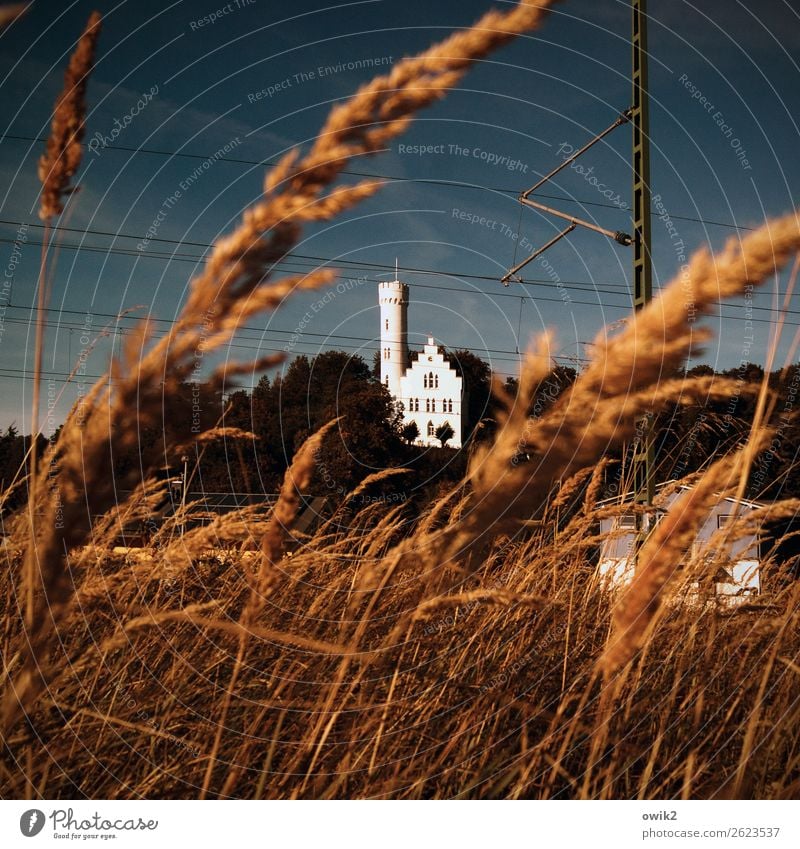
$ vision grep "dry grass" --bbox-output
[2,0,800,799]
[37,10,101,221]
[2,486,798,799]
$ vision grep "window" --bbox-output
[447,399,453,413]
[384,375,389,386]
[434,373,439,388]
[385,319,389,330]
[718,514,733,529]
[619,513,637,530]
[426,398,431,412]
[427,421,435,437]
[414,398,420,411]
[423,374,428,388]
[431,399,436,412]
[429,371,434,388]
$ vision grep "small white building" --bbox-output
[596,482,763,606]
[379,279,464,448]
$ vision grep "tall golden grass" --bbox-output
[2,0,800,799]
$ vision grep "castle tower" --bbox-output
[379,279,408,400]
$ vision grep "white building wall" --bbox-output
[398,337,463,448]
[378,281,464,448]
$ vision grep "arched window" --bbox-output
[385,319,389,330]
[428,371,435,388]
[448,399,453,413]
[384,375,389,386]
[415,398,420,411]
[427,421,435,437]
[425,398,430,412]
[431,399,436,413]
[434,373,439,388]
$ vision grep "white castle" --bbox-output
[379,279,464,448]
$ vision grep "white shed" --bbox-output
[596,482,764,605]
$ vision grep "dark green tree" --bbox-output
[447,349,492,437]
[401,420,420,443]
[435,421,454,447]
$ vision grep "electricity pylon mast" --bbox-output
[631,0,655,515]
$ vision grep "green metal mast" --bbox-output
[631,0,655,514]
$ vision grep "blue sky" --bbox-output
[1,0,799,431]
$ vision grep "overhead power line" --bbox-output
[0,134,755,232]
[0,227,790,322]
[0,304,592,367]
[0,224,637,291]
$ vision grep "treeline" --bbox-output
[653,363,800,502]
[2,354,799,517]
